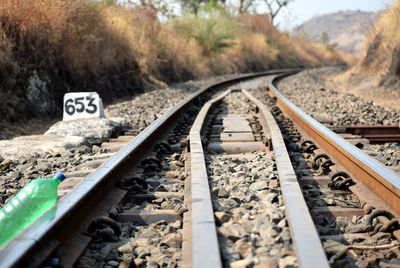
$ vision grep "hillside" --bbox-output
[293,10,379,54]
[325,1,400,110]
[0,0,353,129]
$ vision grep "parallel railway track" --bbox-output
[0,70,399,267]
[343,125,400,144]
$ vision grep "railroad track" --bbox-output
[334,125,400,144]
[1,70,400,267]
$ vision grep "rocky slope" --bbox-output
[326,1,400,111]
[293,10,379,54]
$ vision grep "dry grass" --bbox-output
[0,0,352,121]
[369,1,400,49]
[103,7,207,83]
[0,0,351,84]
[0,0,149,122]
[360,0,400,78]
[324,0,400,110]
[0,0,136,76]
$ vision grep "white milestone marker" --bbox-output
[63,92,105,121]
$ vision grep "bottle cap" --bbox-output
[55,171,66,182]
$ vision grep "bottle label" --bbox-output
[63,92,105,121]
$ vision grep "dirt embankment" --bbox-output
[0,0,149,125]
[330,0,400,110]
[0,0,353,138]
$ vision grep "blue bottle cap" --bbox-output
[55,171,66,182]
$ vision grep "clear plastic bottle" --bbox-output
[0,171,65,247]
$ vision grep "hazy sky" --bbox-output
[274,0,394,30]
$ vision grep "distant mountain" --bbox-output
[293,10,379,54]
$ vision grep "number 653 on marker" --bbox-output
[63,92,105,121]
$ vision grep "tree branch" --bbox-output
[263,0,293,25]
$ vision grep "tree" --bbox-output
[101,0,118,6]
[128,0,172,17]
[320,31,337,51]
[178,0,202,14]
[263,0,293,26]
[179,0,224,15]
[238,0,255,13]
[320,31,329,44]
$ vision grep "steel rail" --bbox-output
[189,90,232,268]
[242,89,329,268]
[0,70,297,267]
[346,125,400,135]
[268,75,400,216]
[346,125,400,144]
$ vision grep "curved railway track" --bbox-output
[0,70,399,267]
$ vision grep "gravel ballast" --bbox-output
[207,152,297,268]
[0,75,236,206]
[276,68,399,126]
[274,68,400,173]
[202,89,298,267]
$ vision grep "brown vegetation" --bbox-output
[0,0,145,122]
[328,0,400,110]
[361,0,400,87]
[0,0,352,122]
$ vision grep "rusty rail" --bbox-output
[346,125,400,144]
[0,70,297,267]
[189,90,232,268]
[242,89,329,268]
[268,75,400,216]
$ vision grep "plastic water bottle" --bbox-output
[0,171,65,247]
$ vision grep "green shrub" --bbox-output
[173,16,238,55]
